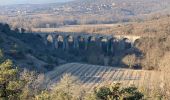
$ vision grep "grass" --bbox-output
[45,63,163,92]
[32,16,170,37]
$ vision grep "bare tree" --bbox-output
[51,73,85,100]
[122,54,137,69]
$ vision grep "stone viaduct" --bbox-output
[35,32,141,53]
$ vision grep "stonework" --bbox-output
[37,32,141,53]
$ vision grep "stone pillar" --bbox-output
[106,41,109,53]
[73,37,76,48]
[109,41,112,53]
[63,37,66,50]
[85,37,88,50]
[73,37,79,49]
[99,38,103,49]
[54,40,58,49]
[77,39,79,49]
[131,42,134,48]
[104,56,109,66]
[64,37,69,50]
[118,40,125,51]
[96,37,101,49]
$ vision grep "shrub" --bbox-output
[94,83,144,100]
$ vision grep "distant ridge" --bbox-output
[0,0,170,27]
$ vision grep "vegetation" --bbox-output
[0,2,170,98]
[0,49,22,99]
[1,0,170,29]
[36,74,144,100]
[122,54,137,69]
[0,48,45,100]
[94,83,143,100]
[0,45,168,99]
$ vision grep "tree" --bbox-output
[0,59,23,100]
[94,83,144,100]
[20,69,45,100]
[51,73,85,100]
[122,54,137,69]
[35,91,51,100]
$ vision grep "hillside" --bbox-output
[0,24,66,72]
[61,0,170,16]
[0,32,48,72]
[46,63,164,92]
[0,0,170,99]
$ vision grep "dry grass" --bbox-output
[32,23,122,33]
[32,16,170,37]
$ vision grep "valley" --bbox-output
[0,0,170,99]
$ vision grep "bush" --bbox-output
[94,83,144,100]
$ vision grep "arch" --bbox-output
[107,37,116,54]
[66,35,74,43]
[77,36,85,42]
[55,35,64,49]
[97,37,108,53]
[77,36,86,49]
[65,35,74,49]
[56,35,64,42]
[108,37,114,47]
[87,36,96,42]
[99,36,108,42]
[123,38,131,43]
[84,36,97,50]
[122,38,132,49]
[46,34,53,43]
[133,38,141,47]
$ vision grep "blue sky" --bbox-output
[0,0,74,5]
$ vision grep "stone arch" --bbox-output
[99,37,108,42]
[56,35,64,49]
[45,34,54,47]
[66,35,74,43]
[87,36,96,42]
[66,35,74,49]
[77,36,86,49]
[98,37,108,53]
[107,37,115,53]
[57,35,64,42]
[133,38,141,47]
[123,38,132,49]
[123,38,131,43]
[46,34,53,43]
[77,36,85,42]
[85,35,97,50]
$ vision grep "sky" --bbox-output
[0,0,74,5]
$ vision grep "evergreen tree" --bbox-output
[0,54,23,100]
